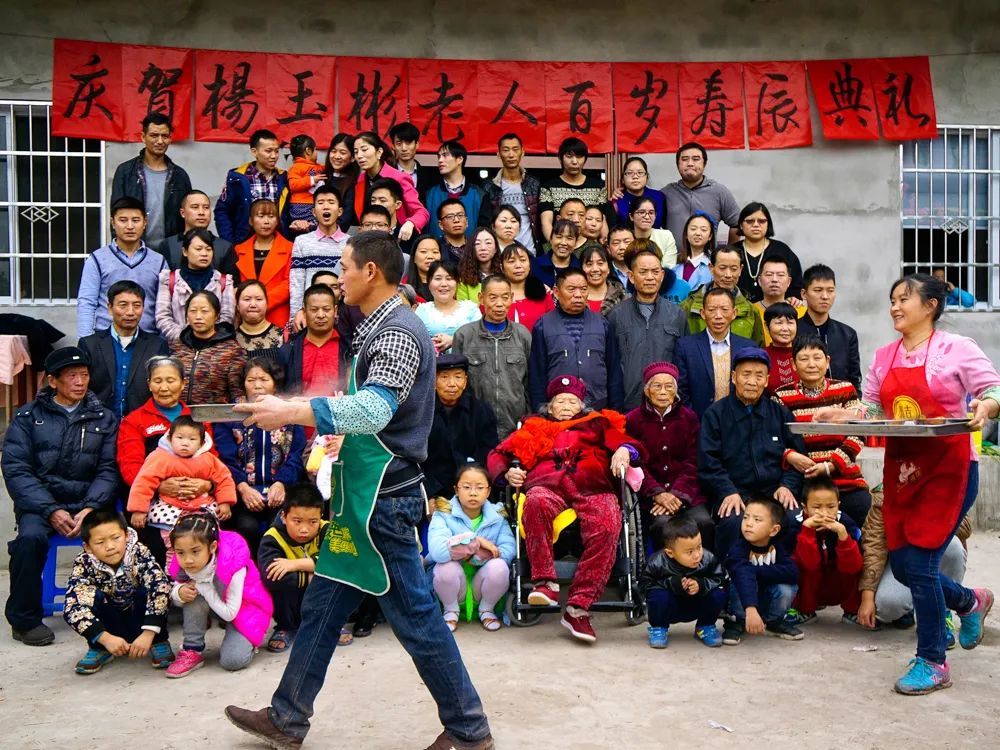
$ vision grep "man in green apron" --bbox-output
[226,231,494,750]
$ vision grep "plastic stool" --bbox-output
[41,536,84,616]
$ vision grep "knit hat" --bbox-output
[44,346,90,376]
[642,361,679,384]
[732,347,771,369]
[546,375,587,401]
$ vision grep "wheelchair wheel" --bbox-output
[505,595,543,627]
[624,586,646,627]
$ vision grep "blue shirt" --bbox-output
[110,326,136,418]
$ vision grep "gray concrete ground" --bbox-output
[1,536,999,750]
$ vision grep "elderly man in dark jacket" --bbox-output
[3,347,120,646]
[423,354,499,500]
[698,347,805,556]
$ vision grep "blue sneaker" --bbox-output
[694,624,723,647]
[894,657,952,695]
[647,626,669,649]
[945,612,957,651]
[958,588,994,650]
[75,648,114,675]
[150,640,176,668]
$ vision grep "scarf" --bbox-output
[504,409,626,470]
[181,265,214,293]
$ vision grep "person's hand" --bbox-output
[812,407,859,424]
[609,446,631,478]
[505,466,527,488]
[97,632,130,657]
[235,394,315,431]
[49,509,76,537]
[431,333,453,352]
[293,309,307,332]
[969,398,999,431]
[216,503,232,521]
[178,581,198,603]
[159,477,211,500]
[946,281,956,293]
[785,296,803,308]
[857,593,878,630]
[477,538,499,559]
[718,494,745,518]
[289,219,311,232]
[268,482,286,508]
[130,512,147,529]
[785,451,815,473]
[68,507,94,537]
[774,486,798,510]
[127,630,155,659]
[745,607,766,635]
[266,557,299,581]
[609,186,625,201]
[802,513,824,530]
[681,577,700,595]
[398,220,416,242]
[825,518,849,541]
[651,492,683,516]
[804,460,835,478]
[239,482,266,512]
[322,434,345,458]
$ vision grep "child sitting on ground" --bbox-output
[427,464,516,632]
[639,516,727,649]
[127,415,237,566]
[723,496,802,645]
[166,510,273,677]
[64,509,174,674]
[286,134,325,236]
[788,476,864,625]
[257,483,329,653]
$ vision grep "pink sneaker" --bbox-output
[165,648,205,679]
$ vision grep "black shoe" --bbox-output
[766,619,805,640]
[722,619,744,646]
[12,623,55,646]
[353,620,376,638]
[891,611,916,629]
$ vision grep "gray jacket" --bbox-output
[607,295,689,410]
[452,319,531,440]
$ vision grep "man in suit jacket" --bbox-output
[155,190,238,277]
[675,287,754,416]
[78,280,169,418]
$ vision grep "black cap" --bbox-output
[44,346,91,376]
[436,353,469,372]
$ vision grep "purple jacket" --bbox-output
[625,400,706,507]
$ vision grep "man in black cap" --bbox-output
[3,347,120,646]
[424,353,499,501]
[698,347,806,555]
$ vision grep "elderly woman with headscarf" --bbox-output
[487,375,642,643]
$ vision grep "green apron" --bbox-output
[314,356,393,595]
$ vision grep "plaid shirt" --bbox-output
[352,294,421,404]
[245,163,281,203]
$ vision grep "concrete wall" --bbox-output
[1,0,998,368]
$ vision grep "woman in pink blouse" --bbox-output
[352,131,429,240]
[817,273,999,696]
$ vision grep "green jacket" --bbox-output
[682,284,765,345]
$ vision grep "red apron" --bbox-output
[879,335,969,550]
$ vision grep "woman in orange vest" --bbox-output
[234,199,294,327]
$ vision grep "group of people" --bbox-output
[3,112,999,750]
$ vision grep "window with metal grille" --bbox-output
[0,100,106,304]
[901,126,1000,310]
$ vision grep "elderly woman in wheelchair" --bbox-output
[487,375,642,642]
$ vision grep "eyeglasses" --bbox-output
[441,212,467,222]
[743,218,768,225]
[361,222,390,230]
[623,170,647,178]
[633,209,655,217]
[457,484,489,492]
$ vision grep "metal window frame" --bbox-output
[899,124,1000,310]
[0,99,107,305]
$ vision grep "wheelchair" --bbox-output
[503,474,647,627]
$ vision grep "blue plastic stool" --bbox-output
[41,536,84,616]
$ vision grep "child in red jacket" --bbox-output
[128,415,237,566]
[790,476,864,625]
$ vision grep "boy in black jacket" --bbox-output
[723,496,802,645]
[639,516,727,649]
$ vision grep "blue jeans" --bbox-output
[646,586,727,628]
[888,463,979,665]
[268,495,490,743]
[729,582,797,624]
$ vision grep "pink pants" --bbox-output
[160,529,176,570]
[522,485,621,610]
[433,558,510,615]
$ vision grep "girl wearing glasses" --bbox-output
[629,196,678,267]
[612,157,667,229]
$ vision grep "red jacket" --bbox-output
[117,399,217,485]
[487,410,640,497]
[625,401,705,507]
[127,434,236,512]
[793,525,863,575]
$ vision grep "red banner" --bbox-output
[868,57,937,141]
[544,62,614,153]
[121,45,192,141]
[337,57,408,141]
[193,50,268,142]
[679,63,745,150]
[266,54,336,145]
[612,63,679,153]
[743,62,812,150]
[52,39,125,140]
[808,59,880,141]
[475,61,547,154]
[408,59,478,152]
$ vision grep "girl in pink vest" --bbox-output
[165,510,273,678]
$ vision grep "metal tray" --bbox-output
[788,418,974,437]
[188,403,245,423]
